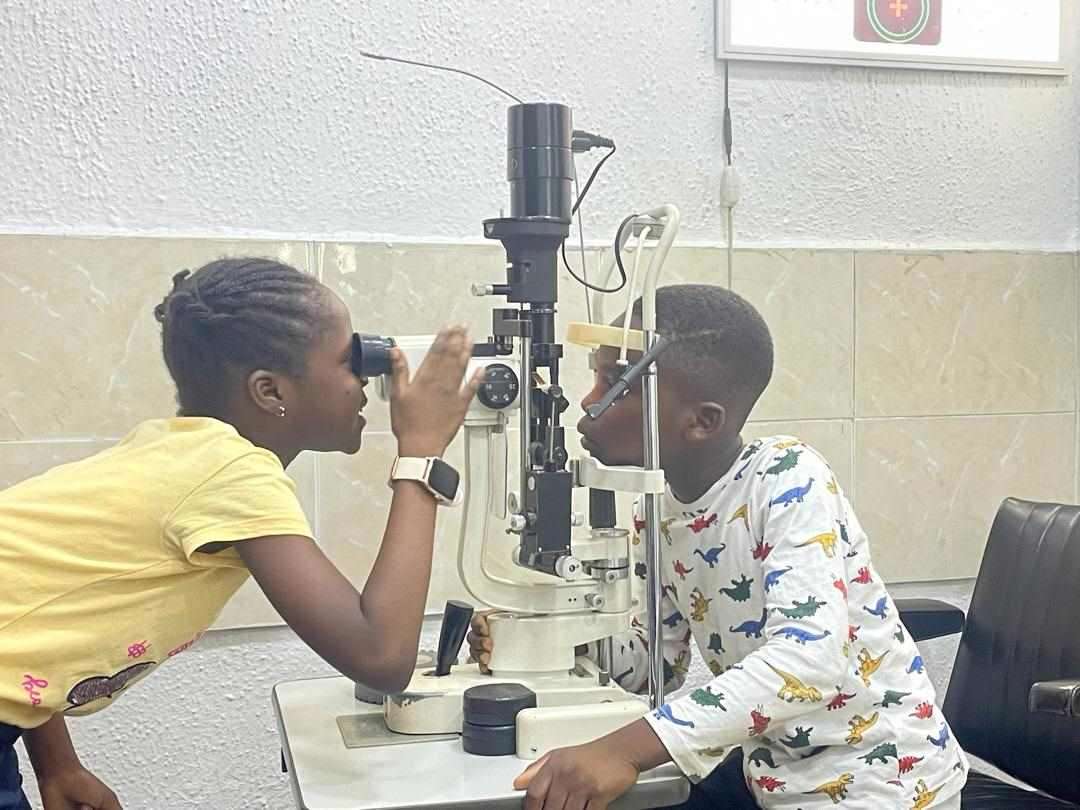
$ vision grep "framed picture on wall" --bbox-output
[715,0,1067,76]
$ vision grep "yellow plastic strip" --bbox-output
[564,322,645,352]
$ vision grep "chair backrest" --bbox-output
[944,498,1080,802]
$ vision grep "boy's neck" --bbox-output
[666,433,745,504]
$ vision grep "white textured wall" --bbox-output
[3,2,1077,807]
[0,1,1077,249]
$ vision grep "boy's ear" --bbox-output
[247,369,287,416]
[686,401,727,441]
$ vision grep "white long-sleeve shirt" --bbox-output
[613,436,968,808]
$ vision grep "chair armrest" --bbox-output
[1029,680,1080,718]
[895,598,965,641]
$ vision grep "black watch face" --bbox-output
[428,459,460,500]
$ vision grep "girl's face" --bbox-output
[285,294,370,454]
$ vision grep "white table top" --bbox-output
[273,676,689,810]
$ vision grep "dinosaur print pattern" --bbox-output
[766,662,823,703]
[772,626,832,645]
[730,607,768,638]
[693,546,724,567]
[796,529,838,558]
[764,565,793,592]
[845,712,879,744]
[605,436,967,808]
[719,573,753,602]
[805,773,854,804]
[769,478,815,508]
[775,594,827,619]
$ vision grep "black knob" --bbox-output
[477,363,520,409]
[435,600,474,676]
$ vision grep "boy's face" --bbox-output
[576,344,687,468]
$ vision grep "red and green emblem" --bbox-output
[854,0,942,45]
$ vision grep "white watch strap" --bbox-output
[390,456,431,483]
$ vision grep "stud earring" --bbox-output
[278,406,287,417]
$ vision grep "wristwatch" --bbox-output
[389,457,461,506]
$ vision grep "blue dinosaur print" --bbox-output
[764,566,793,592]
[773,627,832,645]
[839,521,851,545]
[927,724,950,751]
[730,607,768,639]
[769,478,814,509]
[654,703,695,728]
[662,610,684,629]
[907,655,925,674]
[863,596,889,620]
[693,546,725,568]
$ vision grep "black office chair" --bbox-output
[897,498,1080,808]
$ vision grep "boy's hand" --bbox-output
[514,740,639,810]
[389,326,484,458]
[39,765,122,809]
[466,611,493,673]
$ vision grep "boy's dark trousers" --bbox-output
[0,723,30,810]
[657,747,760,809]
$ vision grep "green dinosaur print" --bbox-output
[775,595,827,619]
[747,747,778,768]
[719,573,753,602]
[875,690,913,709]
[859,742,899,765]
[780,726,814,748]
[760,448,802,477]
[690,685,728,711]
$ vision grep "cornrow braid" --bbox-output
[154,258,327,417]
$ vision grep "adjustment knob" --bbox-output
[477,363,520,409]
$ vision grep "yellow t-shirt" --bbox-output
[0,417,314,728]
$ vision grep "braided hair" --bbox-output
[154,258,328,418]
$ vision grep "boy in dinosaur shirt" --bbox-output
[473,284,969,809]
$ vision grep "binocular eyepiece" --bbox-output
[351,333,396,379]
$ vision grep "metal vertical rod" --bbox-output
[519,327,532,514]
[641,329,665,709]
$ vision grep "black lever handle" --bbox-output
[435,600,475,676]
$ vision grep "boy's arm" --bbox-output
[26,714,122,809]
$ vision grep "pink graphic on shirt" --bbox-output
[21,675,48,706]
[167,632,205,658]
[688,513,719,533]
[127,640,151,658]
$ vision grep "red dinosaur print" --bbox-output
[833,578,848,598]
[748,705,771,737]
[755,776,786,793]
[634,517,646,533]
[848,625,860,642]
[753,539,773,561]
[689,513,719,533]
[673,560,694,580]
[898,755,925,775]
[827,689,857,711]
[910,702,934,720]
[851,566,872,584]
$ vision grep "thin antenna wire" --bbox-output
[358,50,524,104]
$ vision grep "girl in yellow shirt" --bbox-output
[0,258,481,809]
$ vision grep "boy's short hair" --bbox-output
[633,284,774,428]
